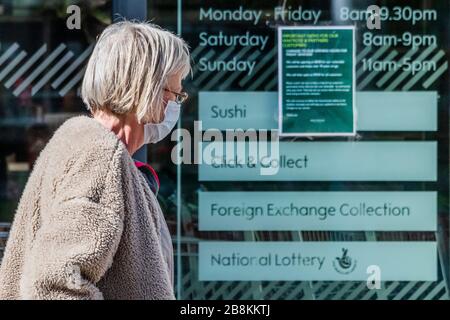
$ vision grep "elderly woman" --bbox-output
[0,21,190,300]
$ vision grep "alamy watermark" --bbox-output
[366,5,381,30]
[367,265,382,290]
[66,5,81,30]
[170,121,281,176]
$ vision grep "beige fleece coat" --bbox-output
[0,115,175,300]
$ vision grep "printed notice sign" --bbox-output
[278,26,356,136]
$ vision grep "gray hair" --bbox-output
[81,21,191,124]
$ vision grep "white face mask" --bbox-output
[144,100,181,144]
